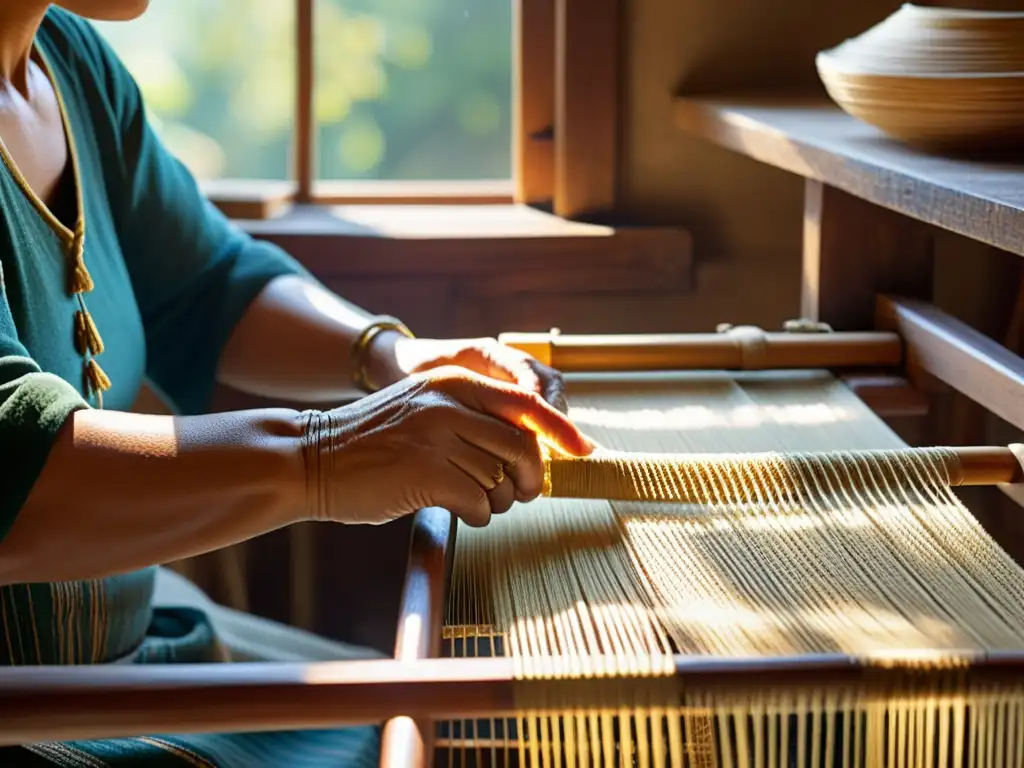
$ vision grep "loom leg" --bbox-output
[801,180,934,331]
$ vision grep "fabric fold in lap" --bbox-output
[152,567,386,663]
[1,569,387,767]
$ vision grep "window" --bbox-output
[96,0,296,182]
[96,0,511,182]
[96,0,619,221]
[314,0,512,182]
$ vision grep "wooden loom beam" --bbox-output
[8,653,1024,746]
[543,445,1023,503]
[877,295,1024,435]
[499,329,902,372]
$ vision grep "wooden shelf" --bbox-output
[675,95,1024,257]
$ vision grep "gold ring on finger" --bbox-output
[491,464,505,487]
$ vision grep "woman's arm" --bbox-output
[216,275,405,402]
[0,407,304,586]
[0,370,592,587]
[217,274,567,408]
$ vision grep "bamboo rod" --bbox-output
[5,653,1024,746]
[498,330,903,371]
[543,446,1023,503]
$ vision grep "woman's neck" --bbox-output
[0,2,49,95]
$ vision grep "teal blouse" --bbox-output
[0,9,378,766]
[0,5,305,667]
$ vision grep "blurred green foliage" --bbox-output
[95,0,512,181]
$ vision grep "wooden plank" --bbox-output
[675,96,1024,257]
[876,296,1024,433]
[202,180,296,220]
[514,0,555,205]
[554,0,619,219]
[498,330,901,372]
[8,653,1024,745]
[313,180,512,205]
[840,375,929,420]
[0,658,515,746]
[803,180,934,329]
[204,180,515,220]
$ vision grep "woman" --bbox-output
[0,1,594,765]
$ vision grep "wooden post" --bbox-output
[379,509,454,768]
[295,0,315,202]
[802,180,934,330]
[553,0,619,220]
[514,0,555,206]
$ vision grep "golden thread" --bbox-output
[442,371,1024,766]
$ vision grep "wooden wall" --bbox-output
[183,0,1024,638]
[618,0,1024,333]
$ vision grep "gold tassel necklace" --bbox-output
[0,47,110,407]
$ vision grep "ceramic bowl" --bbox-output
[816,4,1024,148]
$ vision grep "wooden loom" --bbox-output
[6,92,1024,768]
[5,292,1024,767]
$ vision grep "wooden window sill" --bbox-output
[201,180,515,221]
[235,202,694,295]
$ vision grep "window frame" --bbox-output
[201,0,620,222]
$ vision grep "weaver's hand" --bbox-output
[374,336,568,413]
[300,366,594,527]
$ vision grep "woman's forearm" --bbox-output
[217,275,405,401]
[0,407,305,585]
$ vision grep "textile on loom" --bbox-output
[442,370,1024,767]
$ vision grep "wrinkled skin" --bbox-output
[303,366,593,527]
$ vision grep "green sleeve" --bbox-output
[72,16,309,415]
[0,270,89,541]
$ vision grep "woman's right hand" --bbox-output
[299,366,595,527]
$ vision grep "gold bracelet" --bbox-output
[351,315,415,393]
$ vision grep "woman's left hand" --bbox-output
[380,336,568,412]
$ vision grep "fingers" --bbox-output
[435,462,492,527]
[435,337,569,413]
[440,369,595,457]
[443,444,517,525]
[531,359,568,414]
[449,411,546,499]
[478,340,567,412]
[488,474,516,515]
[447,440,512,491]
[451,427,544,503]
[502,430,545,502]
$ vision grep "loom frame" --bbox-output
[6,41,1024,766]
[4,292,1024,767]
[384,294,1024,766]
